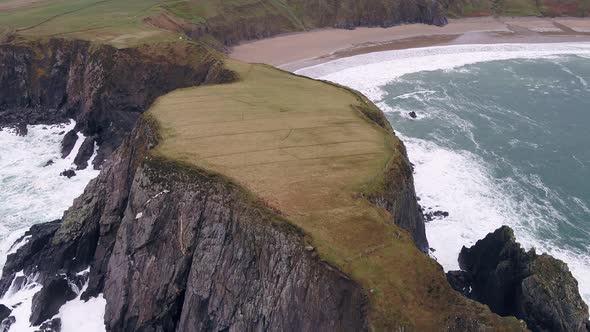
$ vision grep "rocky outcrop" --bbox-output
[0,305,9,323]
[353,101,429,253]
[30,278,76,325]
[370,137,429,253]
[447,226,590,332]
[0,38,235,168]
[73,136,95,170]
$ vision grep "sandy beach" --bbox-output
[230,17,590,71]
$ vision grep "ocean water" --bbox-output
[297,43,590,307]
[0,122,104,331]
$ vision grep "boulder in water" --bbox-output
[15,123,27,136]
[74,136,95,170]
[35,318,61,332]
[1,315,15,332]
[409,111,417,118]
[30,278,76,326]
[60,169,76,178]
[61,130,78,158]
[424,210,449,221]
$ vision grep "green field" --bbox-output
[148,61,524,330]
[0,0,177,46]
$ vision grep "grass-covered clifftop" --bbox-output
[0,0,447,47]
[145,61,526,330]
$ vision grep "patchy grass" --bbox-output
[148,61,525,330]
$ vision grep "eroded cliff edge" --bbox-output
[0,39,525,331]
[146,0,448,47]
[0,38,234,168]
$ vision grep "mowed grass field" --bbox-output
[149,62,522,330]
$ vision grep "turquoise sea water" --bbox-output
[381,55,590,302]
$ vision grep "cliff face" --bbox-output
[146,0,447,46]
[0,40,426,326]
[354,100,429,252]
[447,226,590,332]
[104,146,368,331]
[1,117,369,330]
[0,38,234,168]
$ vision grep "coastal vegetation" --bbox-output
[146,60,525,330]
[0,0,589,330]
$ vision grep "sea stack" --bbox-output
[447,226,590,332]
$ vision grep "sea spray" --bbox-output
[0,121,100,270]
[0,122,104,331]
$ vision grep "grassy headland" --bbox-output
[147,61,525,330]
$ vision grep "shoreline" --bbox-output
[230,16,590,71]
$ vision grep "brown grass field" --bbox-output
[148,62,523,330]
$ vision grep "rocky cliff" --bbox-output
[1,112,527,331]
[146,0,448,46]
[0,39,529,331]
[447,226,590,332]
[0,38,234,168]
[0,116,369,331]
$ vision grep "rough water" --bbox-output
[0,122,104,331]
[297,43,590,307]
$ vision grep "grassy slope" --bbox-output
[2,0,587,49]
[148,61,525,330]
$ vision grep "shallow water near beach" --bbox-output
[298,43,590,307]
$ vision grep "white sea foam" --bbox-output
[0,269,106,332]
[296,43,590,100]
[0,122,100,271]
[0,122,102,331]
[297,42,590,308]
[56,278,106,332]
[404,135,590,305]
[0,271,43,332]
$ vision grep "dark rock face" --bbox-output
[368,138,429,252]
[0,38,235,168]
[150,0,448,46]
[59,169,76,178]
[447,226,590,332]
[1,316,15,332]
[105,159,368,331]
[15,122,27,136]
[0,220,61,295]
[73,136,95,170]
[0,305,10,323]
[30,278,76,326]
[1,119,369,331]
[60,130,78,158]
